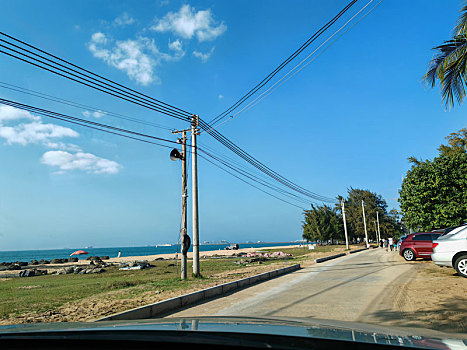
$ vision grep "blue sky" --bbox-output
[0,0,465,250]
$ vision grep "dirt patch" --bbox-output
[367,257,467,333]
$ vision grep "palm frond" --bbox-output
[454,2,467,35]
[423,35,467,109]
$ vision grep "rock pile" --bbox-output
[118,260,153,270]
[54,266,106,275]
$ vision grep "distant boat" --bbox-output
[156,243,171,247]
[84,246,93,249]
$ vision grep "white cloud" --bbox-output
[0,105,39,122]
[45,142,82,152]
[192,47,215,63]
[151,5,226,42]
[88,33,184,85]
[0,106,120,175]
[218,94,224,100]
[0,122,78,146]
[82,110,106,118]
[41,151,121,174]
[114,13,135,27]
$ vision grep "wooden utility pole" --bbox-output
[172,129,190,279]
[361,200,369,248]
[341,199,349,250]
[191,115,200,277]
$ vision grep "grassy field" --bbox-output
[0,245,346,322]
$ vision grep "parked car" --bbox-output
[397,235,408,251]
[399,232,442,261]
[431,225,467,278]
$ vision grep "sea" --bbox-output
[0,242,301,263]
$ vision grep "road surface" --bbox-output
[164,248,414,322]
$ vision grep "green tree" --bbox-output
[337,188,403,241]
[399,153,467,231]
[424,3,467,108]
[302,204,343,243]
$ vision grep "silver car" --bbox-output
[431,225,467,278]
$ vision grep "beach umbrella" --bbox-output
[70,250,88,256]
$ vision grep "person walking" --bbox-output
[388,237,394,251]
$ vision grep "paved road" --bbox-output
[165,249,414,322]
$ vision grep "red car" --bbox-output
[399,232,442,261]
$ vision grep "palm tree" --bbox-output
[424,3,467,109]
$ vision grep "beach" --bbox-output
[0,245,302,277]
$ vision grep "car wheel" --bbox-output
[454,255,467,278]
[403,249,415,261]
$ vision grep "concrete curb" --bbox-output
[349,248,368,254]
[96,263,301,321]
[315,253,346,263]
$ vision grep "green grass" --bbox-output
[0,245,343,319]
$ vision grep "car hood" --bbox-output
[0,316,465,349]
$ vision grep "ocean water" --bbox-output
[0,242,300,263]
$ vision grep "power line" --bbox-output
[197,151,307,210]
[199,147,313,205]
[0,32,336,205]
[0,33,193,122]
[207,0,359,127]
[0,98,183,148]
[0,32,193,117]
[0,81,175,131]
[227,0,382,122]
[198,119,337,203]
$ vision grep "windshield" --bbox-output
[0,1,466,348]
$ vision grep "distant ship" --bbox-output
[155,243,171,247]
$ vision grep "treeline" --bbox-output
[302,188,405,244]
[399,128,467,231]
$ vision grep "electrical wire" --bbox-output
[0,81,175,131]
[207,0,359,127]
[198,119,337,203]
[197,152,307,210]
[0,33,193,122]
[0,32,193,117]
[227,0,382,122]
[0,98,183,148]
[198,147,313,205]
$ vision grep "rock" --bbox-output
[0,266,8,271]
[39,259,50,264]
[74,267,83,274]
[64,266,74,274]
[0,262,11,266]
[100,256,110,260]
[19,269,35,277]
[68,258,78,263]
[56,268,67,275]
[50,258,68,264]
[167,263,175,267]
[92,268,105,273]
[30,260,39,265]
[15,261,28,267]
[36,269,47,275]
[8,264,21,270]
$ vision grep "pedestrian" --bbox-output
[384,239,388,250]
[379,239,383,248]
[117,250,121,258]
[388,237,394,251]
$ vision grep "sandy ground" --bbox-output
[364,252,467,333]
